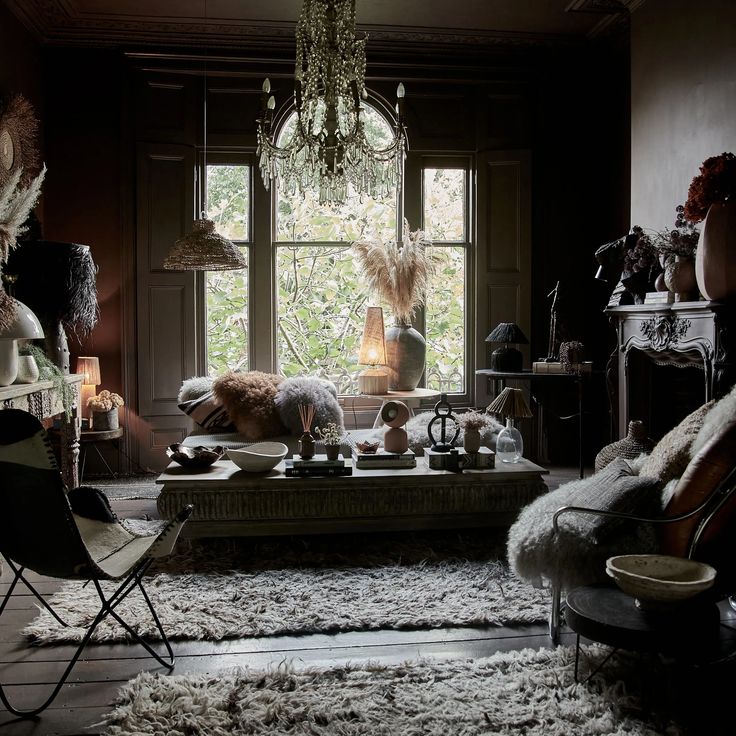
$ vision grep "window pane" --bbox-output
[425,247,465,393]
[276,246,368,393]
[206,260,249,376]
[275,105,397,243]
[207,164,249,241]
[423,168,465,242]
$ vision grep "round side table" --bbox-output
[79,426,124,481]
[565,585,729,682]
[361,388,441,428]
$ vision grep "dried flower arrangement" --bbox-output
[88,390,124,412]
[353,219,434,325]
[683,151,736,223]
[456,410,487,431]
[315,421,343,445]
[649,206,700,259]
[623,226,657,274]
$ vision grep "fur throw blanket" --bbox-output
[371,411,502,456]
[178,376,214,403]
[212,371,286,441]
[274,377,343,435]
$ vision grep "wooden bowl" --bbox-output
[167,444,224,469]
[606,554,716,605]
[227,442,288,472]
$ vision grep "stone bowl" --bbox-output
[167,444,224,469]
[227,442,289,473]
[606,554,716,605]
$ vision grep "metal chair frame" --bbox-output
[0,554,176,718]
[546,464,736,643]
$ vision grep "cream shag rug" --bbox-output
[25,532,550,644]
[100,646,678,736]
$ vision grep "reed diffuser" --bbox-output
[297,403,316,460]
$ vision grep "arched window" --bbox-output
[274,101,398,393]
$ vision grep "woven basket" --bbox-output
[594,420,654,472]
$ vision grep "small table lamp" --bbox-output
[487,387,532,463]
[357,307,389,395]
[76,356,101,421]
[0,299,44,386]
[485,322,528,372]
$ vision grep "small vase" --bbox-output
[664,255,697,302]
[325,443,340,461]
[93,408,119,431]
[15,355,39,384]
[463,428,481,453]
[696,199,736,301]
[298,431,315,460]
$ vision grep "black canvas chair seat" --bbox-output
[0,409,192,718]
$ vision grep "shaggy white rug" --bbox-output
[25,533,550,644]
[100,646,678,735]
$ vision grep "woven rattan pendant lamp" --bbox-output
[163,1,246,272]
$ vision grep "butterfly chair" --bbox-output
[0,409,193,718]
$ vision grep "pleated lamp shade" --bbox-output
[163,219,247,271]
[487,387,532,418]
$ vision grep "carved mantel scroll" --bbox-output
[605,301,735,438]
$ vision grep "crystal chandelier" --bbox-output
[256,0,407,206]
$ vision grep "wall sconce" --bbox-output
[357,307,389,395]
[76,355,100,422]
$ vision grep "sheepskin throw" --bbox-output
[274,377,343,435]
[213,371,286,441]
[692,383,736,457]
[507,458,660,590]
[178,376,214,402]
[372,410,502,455]
[639,401,714,484]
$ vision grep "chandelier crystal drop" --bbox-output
[256,0,407,206]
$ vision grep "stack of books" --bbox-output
[352,449,416,470]
[644,291,675,305]
[284,453,353,477]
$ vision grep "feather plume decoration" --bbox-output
[0,93,42,187]
[0,164,46,331]
[353,219,435,325]
[0,164,46,263]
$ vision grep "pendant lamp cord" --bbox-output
[202,0,208,219]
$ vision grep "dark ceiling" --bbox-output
[2,0,643,49]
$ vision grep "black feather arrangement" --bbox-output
[5,240,99,340]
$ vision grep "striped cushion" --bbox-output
[178,391,234,431]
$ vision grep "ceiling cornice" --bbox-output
[2,0,634,50]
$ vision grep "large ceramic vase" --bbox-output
[384,322,426,391]
[696,199,736,301]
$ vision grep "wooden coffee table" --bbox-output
[156,458,548,538]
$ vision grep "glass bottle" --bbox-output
[496,417,523,463]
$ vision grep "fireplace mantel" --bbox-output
[606,300,736,438]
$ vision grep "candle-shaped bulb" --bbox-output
[267,96,276,110]
[262,78,271,94]
[396,82,405,99]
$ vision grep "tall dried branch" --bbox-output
[353,219,434,325]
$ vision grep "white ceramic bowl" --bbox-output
[606,554,716,604]
[227,442,288,473]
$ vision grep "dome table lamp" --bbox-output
[76,356,101,423]
[485,322,528,372]
[487,387,532,463]
[0,298,43,386]
[357,307,389,395]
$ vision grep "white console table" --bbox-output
[0,374,83,488]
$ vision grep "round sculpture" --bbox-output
[427,394,460,452]
[381,400,409,453]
